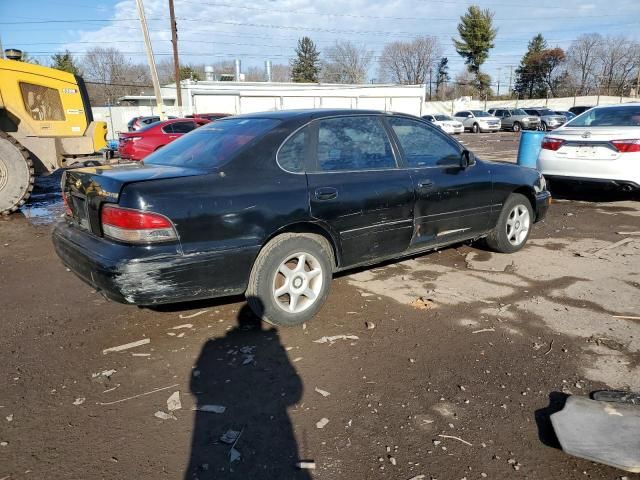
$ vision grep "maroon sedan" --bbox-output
[119,118,209,161]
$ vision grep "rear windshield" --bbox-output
[144,118,281,169]
[566,105,640,127]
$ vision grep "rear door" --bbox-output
[386,116,493,248]
[306,115,414,266]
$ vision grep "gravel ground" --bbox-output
[1,137,639,480]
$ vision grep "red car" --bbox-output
[118,118,209,161]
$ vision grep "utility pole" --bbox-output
[508,65,513,98]
[168,0,182,113]
[135,0,165,120]
[429,67,433,101]
[635,61,640,98]
[0,36,4,59]
[496,67,501,97]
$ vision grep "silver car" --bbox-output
[523,108,567,131]
[487,108,541,132]
[453,110,501,133]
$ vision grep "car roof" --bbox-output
[585,102,640,109]
[226,108,393,121]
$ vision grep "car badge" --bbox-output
[581,131,591,139]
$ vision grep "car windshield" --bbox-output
[512,109,527,116]
[434,115,453,121]
[144,118,281,169]
[470,110,491,117]
[566,105,640,127]
[538,110,554,116]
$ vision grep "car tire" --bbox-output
[246,233,333,327]
[541,122,548,131]
[512,122,521,132]
[485,193,533,254]
[472,123,480,133]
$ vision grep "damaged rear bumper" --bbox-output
[52,221,259,305]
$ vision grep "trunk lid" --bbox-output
[547,127,639,161]
[62,163,205,233]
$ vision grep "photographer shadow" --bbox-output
[184,300,311,479]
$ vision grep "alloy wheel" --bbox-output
[505,204,531,246]
[272,252,324,313]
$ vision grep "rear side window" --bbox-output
[388,117,461,168]
[19,82,65,121]
[171,121,197,133]
[277,127,308,173]
[144,118,281,169]
[315,116,396,171]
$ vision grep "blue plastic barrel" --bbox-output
[517,131,546,169]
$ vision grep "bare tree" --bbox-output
[80,47,150,105]
[321,40,373,84]
[596,36,639,95]
[270,64,291,82]
[567,33,601,95]
[378,36,442,84]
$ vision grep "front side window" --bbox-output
[277,127,308,173]
[388,117,461,168]
[315,116,396,171]
[19,82,65,121]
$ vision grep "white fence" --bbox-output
[93,94,638,140]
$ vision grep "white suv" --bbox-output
[454,110,501,133]
[537,103,640,191]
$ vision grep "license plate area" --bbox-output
[69,193,90,231]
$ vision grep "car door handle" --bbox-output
[417,180,434,190]
[315,187,338,201]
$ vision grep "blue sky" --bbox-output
[2,0,639,87]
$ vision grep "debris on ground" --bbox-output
[409,297,435,310]
[438,434,473,446]
[472,328,495,334]
[98,383,180,406]
[102,338,150,355]
[220,429,241,444]
[296,461,316,469]
[178,310,209,319]
[314,387,331,397]
[167,391,181,412]
[92,369,117,379]
[170,324,193,330]
[316,417,329,429]
[313,335,359,344]
[193,404,226,414]
[72,397,86,406]
[365,321,376,330]
[5,414,13,422]
[551,395,640,472]
[229,447,241,463]
[154,411,176,421]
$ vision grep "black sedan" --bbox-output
[53,109,551,326]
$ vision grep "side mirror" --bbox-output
[467,114,473,118]
[461,150,476,168]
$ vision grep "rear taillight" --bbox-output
[611,139,640,153]
[101,205,177,243]
[62,192,72,217]
[119,136,142,143]
[541,137,564,151]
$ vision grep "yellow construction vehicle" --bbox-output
[0,49,107,214]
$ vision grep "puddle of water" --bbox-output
[20,196,64,225]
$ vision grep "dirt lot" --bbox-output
[1,132,639,480]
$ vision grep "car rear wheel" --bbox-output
[541,122,548,131]
[485,193,533,253]
[246,233,333,327]
[472,123,480,133]
[512,122,521,132]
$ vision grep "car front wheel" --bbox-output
[472,123,480,133]
[485,193,533,253]
[246,233,333,326]
[512,122,521,132]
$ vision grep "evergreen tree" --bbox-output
[179,66,201,81]
[435,57,450,96]
[513,34,548,98]
[453,5,497,95]
[291,37,320,83]
[50,50,81,75]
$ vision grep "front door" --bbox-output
[306,115,414,267]
[386,116,494,248]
